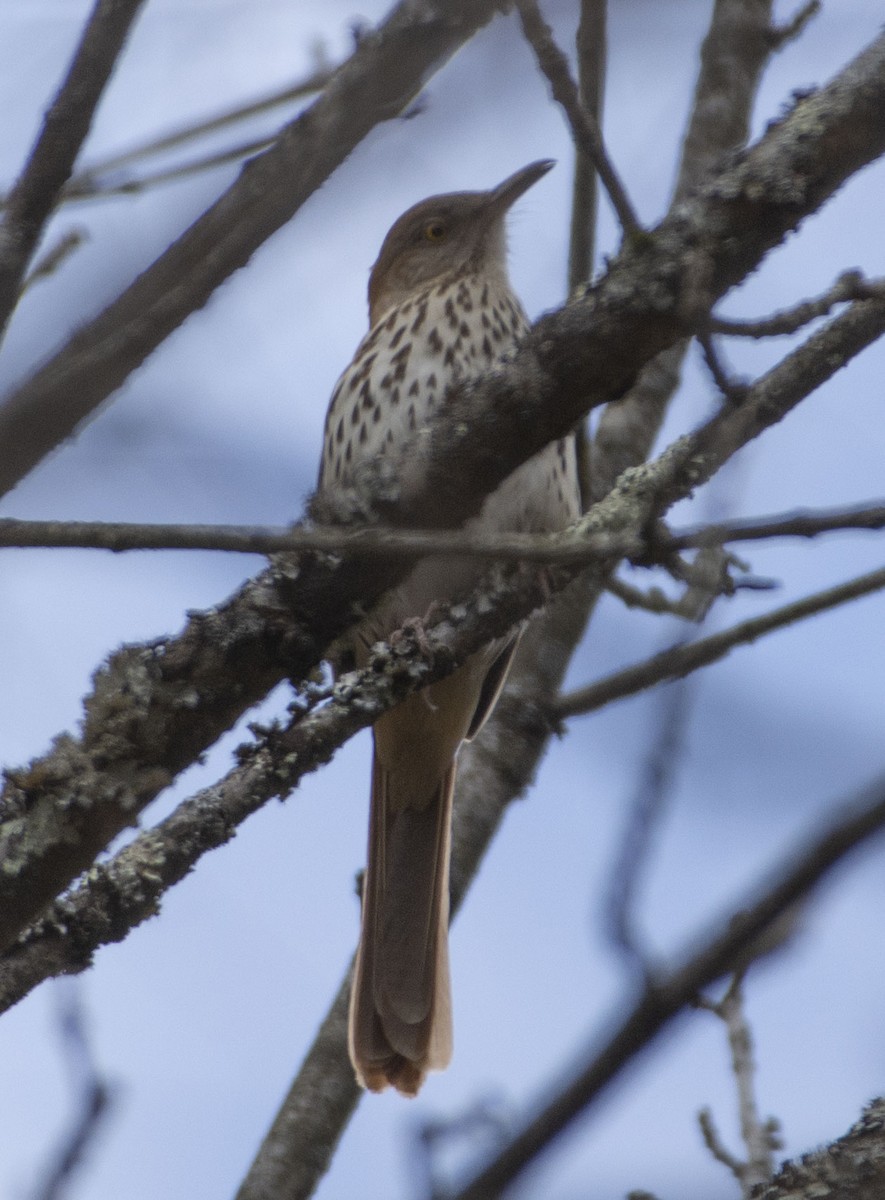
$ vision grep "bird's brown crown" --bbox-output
[367,159,554,326]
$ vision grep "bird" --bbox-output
[317,160,581,1096]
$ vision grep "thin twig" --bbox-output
[697,328,749,401]
[667,501,885,550]
[29,983,112,1200]
[555,563,885,719]
[606,667,694,972]
[768,0,821,50]
[0,515,639,559]
[58,61,333,199]
[699,1105,744,1176]
[515,0,641,236]
[697,979,780,1196]
[605,576,688,616]
[64,136,276,201]
[711,271,883,338]
[19,229,88,294]
[4,499,882,559]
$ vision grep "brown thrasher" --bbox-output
[318,160,580,1096]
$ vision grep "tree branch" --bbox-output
[697,979,780,1196]
[4,497,881,558]
[0,0,146,341]
[567,0,606,291]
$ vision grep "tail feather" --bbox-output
[348,753,455,1096]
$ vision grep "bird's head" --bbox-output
[367,159,554,326]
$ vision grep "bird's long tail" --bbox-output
[348,749,454,1097]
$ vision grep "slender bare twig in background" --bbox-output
[29,983,112,1200]
[65,136,278,200]
[697,327,749,400]
[450,774,885,1200]
[19,229,88,294]
[668,501,885,549]
[0,0,146,342]
[769,0,821,49]
[606,667,694,972]
[555,563,885,719]
[606,575,699,618]
[515,0,640,236]
[59,59,334,201]
[711,271,884,338]
[697,978,781,1197]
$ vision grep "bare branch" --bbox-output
[450,773,885,1200]
[590,0,780,498]
[3,495,883,558]
[699,1105,744,1175]
[711,270,884,338]
[0,0,146,342]
[555,563,885,720]
[768,0,821,50]
[29,983,112,1200]
[64,135,278,200]
[697,327,749,400]
[607,668,694,973]
[605,575,691,617]
[697,979,780,1196]
[0,593,556,1013]
[668,501,885,550]
[515,0,640,236]
[568,0,607,290]
[673,0,780,207]
[233,974,359,1200]
[20,228,88,294]
[61,59,334,200]
[0,515,640,560]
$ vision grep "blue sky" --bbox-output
[1,2,884,1197]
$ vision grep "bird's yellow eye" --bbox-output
[424,221,446,242]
